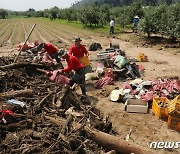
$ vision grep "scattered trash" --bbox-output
[0,109,14,123]
[85,72,99,81]
[114,55,129,69]
[89,42,102,51]
[7,99,26,107]
[125,99,148,113]
[96,62,104,74]
[109,89,123,102]
[65,107,84,117]
[137,53,148,62]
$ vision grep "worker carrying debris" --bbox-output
[58,49,86,95]
[38,42,61,63]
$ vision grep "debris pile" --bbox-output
[0,55,117,153]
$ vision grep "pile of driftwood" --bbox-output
[0,55,153,154]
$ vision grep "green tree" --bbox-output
[0,9,8,19]
[138,7,157,37]
[49,6,59,19]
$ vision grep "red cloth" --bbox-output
[62,54,84,73]
[42,53,53,63]
[17,42,35,51]
[104,68,115,78]
[41,43,58,55]
[122,83,132,90]
[174,80,180,92]
[141,91,153,101]
[94,77,114,89]
[69,44,88,58]
[152,79,180,96]
[0,109,14,123]
[46,70,70,86]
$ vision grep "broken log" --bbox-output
[0,89,33,98]
[0,62,47,70]
[45,116,154,154]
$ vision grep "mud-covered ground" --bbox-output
[0,18,180,153]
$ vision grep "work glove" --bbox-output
[58,69,62,74]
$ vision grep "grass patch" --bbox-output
[38,18,126,35]
[8,15,28,19]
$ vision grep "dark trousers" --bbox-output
[69,68,86,95]
[110,26,114,34]
[50,52,63,68]
[50,52,60,63]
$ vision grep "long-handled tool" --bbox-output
[14,24,36,63]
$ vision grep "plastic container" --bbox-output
[167,115,180,132]
[168,95,180,117]
[152,97,170,120]
[79,56,90,67]
[7,99,26,107]
[137,53,148,62]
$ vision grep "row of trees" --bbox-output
[138,3,180,38]
[73,0,179,7]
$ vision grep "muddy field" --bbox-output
[0,18,180,154]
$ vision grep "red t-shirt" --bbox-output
[69,44,88,58]
[41,43,58,55]
[62,54,84,73]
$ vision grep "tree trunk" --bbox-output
[45,116,154,154]
[0,89,33,98]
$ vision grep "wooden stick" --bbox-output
[36,91,54,109]
[14,24,36,63]
[0,89,33,98]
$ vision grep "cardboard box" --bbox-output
[125,99,148,113]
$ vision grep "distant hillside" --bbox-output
[72,0,180,8]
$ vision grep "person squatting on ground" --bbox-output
[38,42,60,63]
[110,19,115,34]
[58,49,86,95]
[69,37,89,60]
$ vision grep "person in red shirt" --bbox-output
[58,49,86,95]
[69,37,89,59]
[39,43,60,63]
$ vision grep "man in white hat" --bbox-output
[133,16,139,32]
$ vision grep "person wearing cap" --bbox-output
[58,49,86,95]
[69,37,89,59]
[38,42,60,63]
[133,16,139,32]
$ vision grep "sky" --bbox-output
[0,0,79,11]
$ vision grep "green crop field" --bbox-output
[0,18,114,51]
